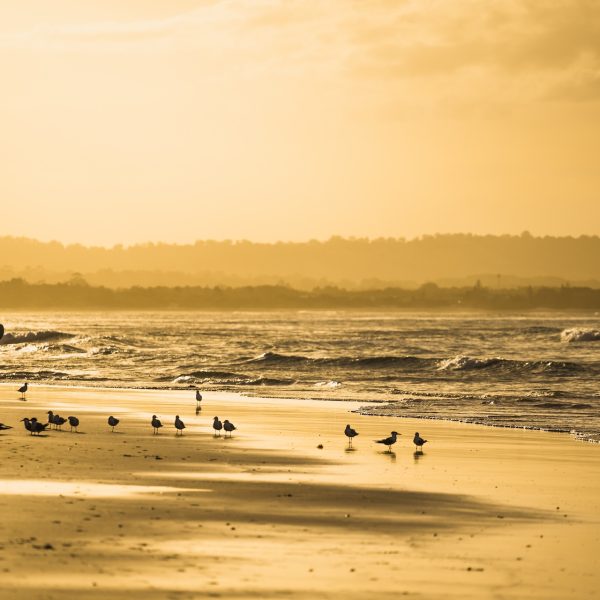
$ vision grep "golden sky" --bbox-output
[1,0,599,245]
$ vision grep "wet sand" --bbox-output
[0,385,599,599]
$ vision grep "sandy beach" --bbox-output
[0,384,598,599]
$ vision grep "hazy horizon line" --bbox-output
[3,231,600,250]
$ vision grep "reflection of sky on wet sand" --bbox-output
[0,480,210,498]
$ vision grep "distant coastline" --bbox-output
[1,279,599,310]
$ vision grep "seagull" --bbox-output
[31,418,49,435]
[223,419,236,438]
[195,390,202,414]
[18,382,28,400]
[108,416,120,432]
[174,415,185,436]
[151,415,163,434]
[26,417,49,436]
[344,424,359,446]
[413,432,428,451]
[68,416,79,433]
[20,417,33,434]
[0,423,12,431]
[212,417,223,437]
[375,431,400,452]
[48,412,67,430]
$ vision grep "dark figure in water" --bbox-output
[375,431,400,452]
[68,416,79,432]
[413,432,428,451]
[212,417,223,437]
[18,382,28,400]
[223,419,236,438]
[151,415,163,434]
[108,416,119,432]
[174,415,185,436]
[344,424,359,447]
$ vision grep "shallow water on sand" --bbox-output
[1,311,599,440]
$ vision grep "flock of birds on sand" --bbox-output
[2,382,429,452]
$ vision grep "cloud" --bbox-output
[1,0,598,105]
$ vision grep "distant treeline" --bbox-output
[0,279,599,310]
[1,233,600,289]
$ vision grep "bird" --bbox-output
[18,382,28,400]
[223,419,236,438]
[375,431,400,452]
[212,417,223,437]
[0,423,13,431]
[344,424,359,446]
[174,415,185,436]
[151,415,163,434]
[108,416,119,432]
[48,411,67,430]
[68,416,79,432]
[195,390,202,414]
[24,417,48,436]
[413,432,428,451]
[20,417,32,434]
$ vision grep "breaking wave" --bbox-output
[561,328,600,343]
[437,355,582,374]
[0,330,74,345]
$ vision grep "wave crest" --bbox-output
[561,328,600,343]
[0,330,74,345]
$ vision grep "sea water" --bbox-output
[1,311,598,441]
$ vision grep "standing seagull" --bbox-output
[212,417,223,437]
[413,432,428,451]
[108,416,120,432]
[174,415,186,436]
[68,416,79,433]
[151,415,163,435]
[195,390,202,413]
[18,382,28,400]
[375,431,400,452]
[48,412,66,430]
[223,419,236,438]
[344,424,359,447]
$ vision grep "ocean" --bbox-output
[1,311,599,441]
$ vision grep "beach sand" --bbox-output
[0,385,598,599]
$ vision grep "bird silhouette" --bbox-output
[344,424,359,447]
[223,419,236,437]
[108,416,119,432]
[48,411,66,430]
[413,432,428,451]
[18,382,28,400]
[23,417,48,436]
[375,431,400,452]
[151,415,163,434]
[174,415,185,436]
[212,417,223,437]
[68,416,79,432]
[0,423,12,431]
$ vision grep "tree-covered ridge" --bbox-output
[0,279,598,310]
[1,234,600,289]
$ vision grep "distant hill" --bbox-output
[0,280,599,310]
[0,233,599,289]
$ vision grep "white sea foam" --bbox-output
[561,328,600,343]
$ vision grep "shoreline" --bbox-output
[0,385,599,598]
[2,381,598,443]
